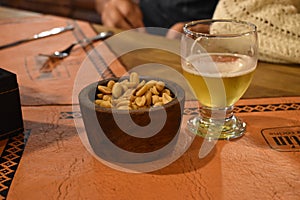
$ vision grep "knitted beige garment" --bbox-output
[213,0,300,64]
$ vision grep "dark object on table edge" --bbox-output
[0,68,24,140]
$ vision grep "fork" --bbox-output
[39,31,113,59]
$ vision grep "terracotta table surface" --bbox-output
[0,6,299,200]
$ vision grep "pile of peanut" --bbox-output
[95,72,174,110]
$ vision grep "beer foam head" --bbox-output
[183,53,256,78]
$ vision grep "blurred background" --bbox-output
[0,0,101,23]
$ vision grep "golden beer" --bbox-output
[183,53,256,107]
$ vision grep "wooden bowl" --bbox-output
[79,77,185,163]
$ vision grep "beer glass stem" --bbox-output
[200,105,234,120]
[187,105,246,140]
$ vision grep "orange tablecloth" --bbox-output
[5,97,300,200]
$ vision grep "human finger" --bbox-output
[114,0,144,28]
[166,22,185,39]
[101,2,132,29]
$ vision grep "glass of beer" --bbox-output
[181,19,258,140]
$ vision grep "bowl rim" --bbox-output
[78,76,185,114]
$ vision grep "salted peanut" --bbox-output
[145,91,152,106]
[162,89,171,96]
[103,95,111,101]
[118,105,132,110]
[112,99,124,106]
[101,100,112,108]
[153,102,164,107]
[97,93,104,99]
[150,86,160,95]
[122,88,133,98]
[138,105,149,109]
[112,82,123,98]
[145,80,157,89]
[121,84,128,92]
[152,95,160,104]
[162,93,172,104]
[135,96,146,107]
[107,80,115,89]
[95,99,103,105]
[95,99,112,108]
[155,81,165,92]
[131,104,139,110]
[130,94,136,102]
[116,100,130,108]
[125,81,138,88]
[98,85,112,94]
[112,96,128,103]
[130,72,139,84]
[159,97,163,102]
[135,85,148,97]
[136,80,145,90]
[95,73,173,109]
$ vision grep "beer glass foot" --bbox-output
[186,113,246,140]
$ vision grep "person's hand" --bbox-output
[96,0,144,29]
[166,22,185,39]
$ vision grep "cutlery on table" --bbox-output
[0,25,74,50]
[39,31,114,59]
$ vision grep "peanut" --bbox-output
[130,72,139,85]
[107,80,115,89]
[98,85,112,94]
[135,85,148,97]
[103,95,111,101]
[135,96,146,107]
[162,93,172,104]
[95,73,174,110]
[156,81,165,91]
[150,86,159,95]
[112,82,123,98]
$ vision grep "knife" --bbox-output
[0,25,74,50]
